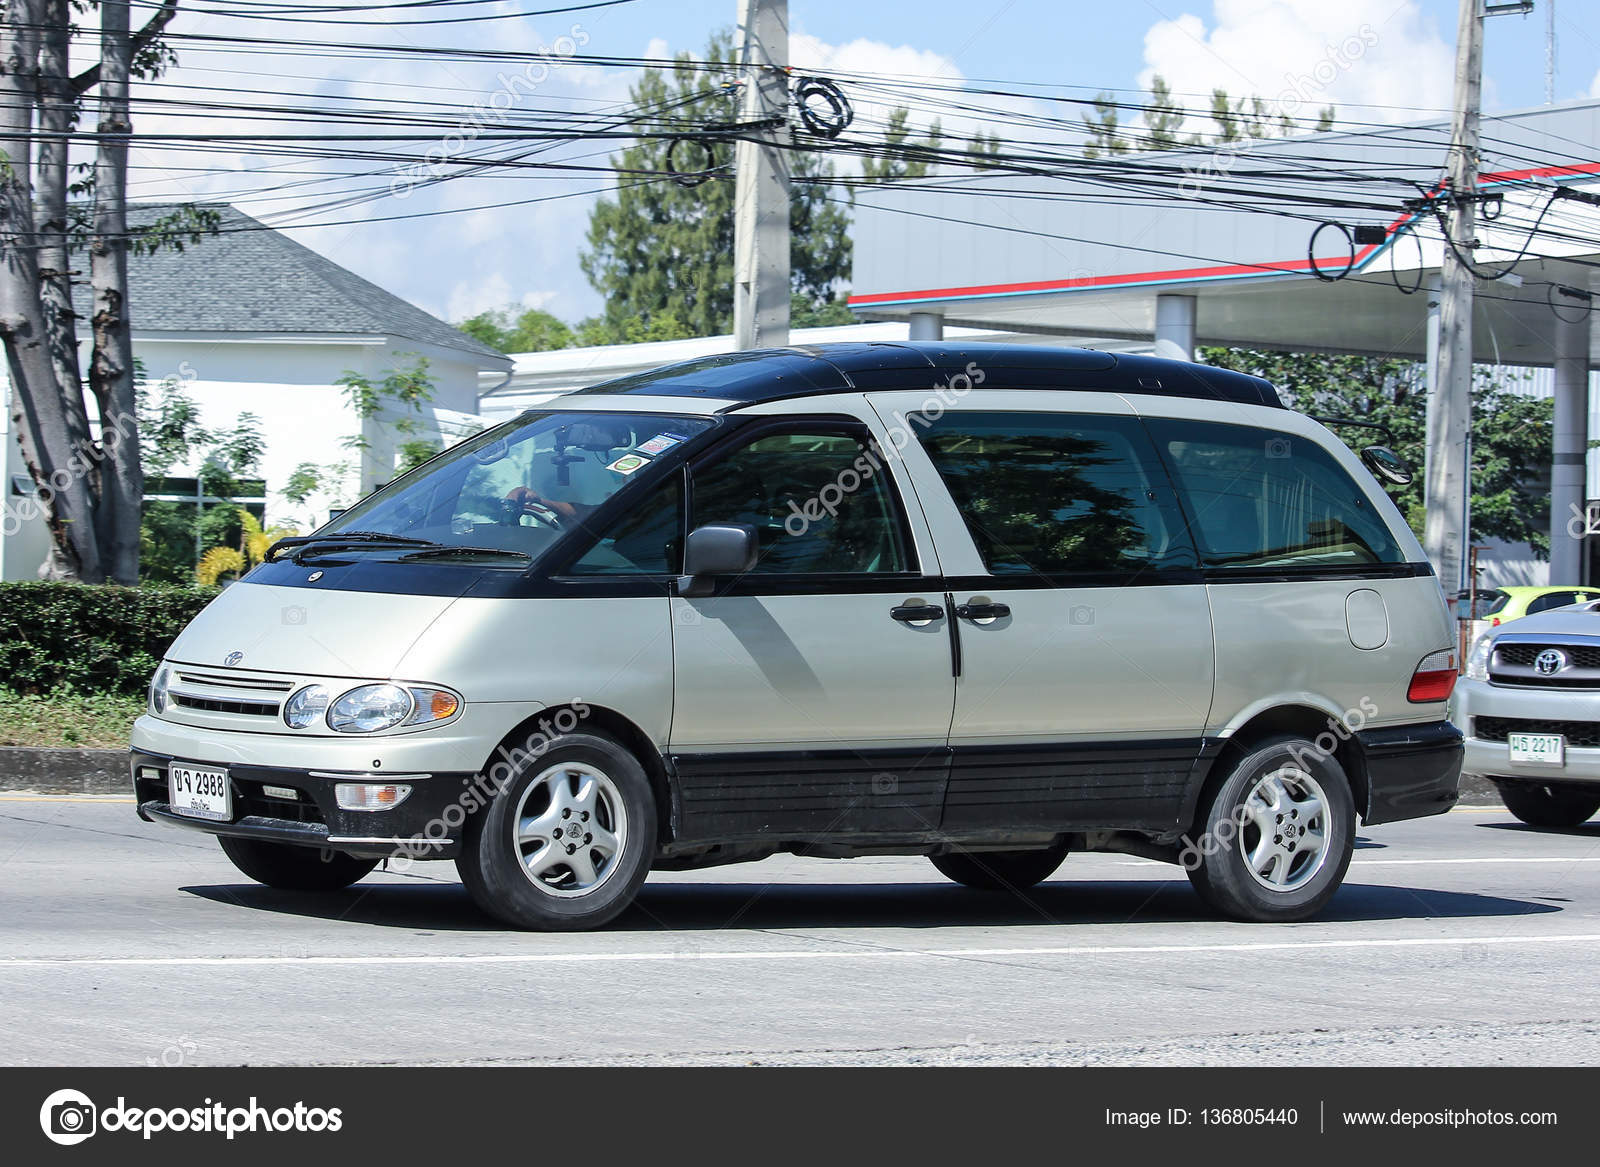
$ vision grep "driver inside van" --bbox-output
[504,419,635,522]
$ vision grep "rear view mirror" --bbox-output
[677,524,758,598]
[1361,445,1413,487]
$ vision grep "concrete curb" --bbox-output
[0,745,1506,804]
[0,747,129,795]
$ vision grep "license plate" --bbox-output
[169,764,232,821]
[1508,733,1565,766]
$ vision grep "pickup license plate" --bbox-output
[1508,733,1565,766]
[169,763,232,821]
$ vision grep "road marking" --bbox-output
[6,932,1600,970]
[1354,856,1600,865]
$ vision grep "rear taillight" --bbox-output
[1408,649,1459,703]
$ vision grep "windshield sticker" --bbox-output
[635,433,687,456]
[607,453,650,475]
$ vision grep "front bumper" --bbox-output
[1355,720,1463,826]
[1450,678,1600,786]
[131,749,476,859]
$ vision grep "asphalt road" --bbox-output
[4,796,1600,1067]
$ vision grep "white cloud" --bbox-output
[1590,67,1600,98]
[444,277,559,323]
[1137,0,1455,129]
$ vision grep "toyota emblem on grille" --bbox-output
[224,651,244,667]
[1535,649,1565,675]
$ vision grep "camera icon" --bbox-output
[281,605,308,626]
[672,604,703,628]
[1069,604,1095,627]
[1265,437,1291,459]
[871,772,899,795]
[40,1089,97,1145]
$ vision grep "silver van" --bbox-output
[130,343,1463,929]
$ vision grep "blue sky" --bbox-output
[124,0,1600,333]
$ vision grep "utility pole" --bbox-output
[732,0,790,351]
[1546,0,1556,104]
[1424,0,1484,612]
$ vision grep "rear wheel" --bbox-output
[1495,781,1600,828]
[1186,736,1355,923]
[456,732,655,931]
[930,841,1069,892]
[218,836,378,891]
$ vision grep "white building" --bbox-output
[1,203,510,580]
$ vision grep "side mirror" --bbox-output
[1361,445,1414,487]
[676,523,758,598]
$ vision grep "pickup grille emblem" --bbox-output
[1535,649,1565,675]
[224,651,245,667]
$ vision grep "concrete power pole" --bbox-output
[1424,0,1484,611]
[1546,0,1556,104]
[732,0,790,351]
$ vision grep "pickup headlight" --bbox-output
[149,666,171,714]
[1465,633,1492,681]
[328,684,413,733]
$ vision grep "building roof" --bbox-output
[848,98,1600,367]
[78,203,509,365]
[573,341,1283,410]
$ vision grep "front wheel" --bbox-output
[456,732,655,931]
[1495,781,1600,828]
[930,842,1069,892]
[218,836,378,891]
[1186,736,1355,923]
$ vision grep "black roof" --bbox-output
[573,342,1284,409]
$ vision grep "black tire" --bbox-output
[1185,735,1355,923]
[929,841,1069,892]
[1495,781,1600,828]
[218,836,378,891]
[456,731,656,931]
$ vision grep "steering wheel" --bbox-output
[499,496,564,530]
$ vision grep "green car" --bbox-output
[1461,586,1600,625]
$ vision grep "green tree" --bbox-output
[1084,74,1335,156]
[457,306,575,353]
[861,108,944,182]
[1201,347,1553,556]
[580,29,854,339]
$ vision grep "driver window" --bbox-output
[689,428,910,574]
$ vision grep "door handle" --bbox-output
[955,602,1011,622]
[890,603,945,624]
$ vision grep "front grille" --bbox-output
[171,693,281,717]
[1489,640,1600,689]
[175,670,294,693]
[1495,643,1600,669]
[1474,716,1600,748]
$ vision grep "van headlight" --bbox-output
[284,685,330,729]
[328,684,414,733]
[149,666,171,714]
[1466,634,1493,681]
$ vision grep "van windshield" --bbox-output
[312,411,714,565]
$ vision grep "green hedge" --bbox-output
[0,582,217,697]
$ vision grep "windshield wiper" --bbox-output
[267,531,441,563]
[397,546,532,563]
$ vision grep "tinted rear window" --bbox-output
[1145,419,1404,568]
